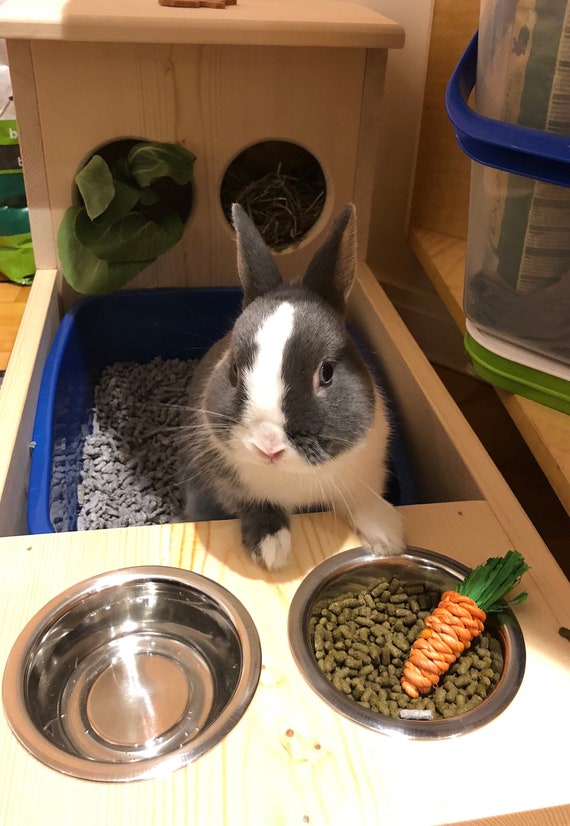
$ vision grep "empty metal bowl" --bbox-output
[2,566,261,781]
[288,547,525,739]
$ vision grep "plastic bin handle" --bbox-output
[446,32,570,188]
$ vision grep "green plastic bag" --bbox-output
[0,119,35,284]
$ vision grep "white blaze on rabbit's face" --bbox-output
[240,301,295,463]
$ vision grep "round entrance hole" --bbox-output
[220,140,327,252]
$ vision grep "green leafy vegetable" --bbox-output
[57,140,195,294]
[128,142,196,188]
[75,155,115,221]
[57,207,151,295]
[74,209,183,262]
[95,180,142,225]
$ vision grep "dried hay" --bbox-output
[222,162,326,251]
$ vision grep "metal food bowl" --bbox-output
[288,547,525,739]
[2,566,261,781]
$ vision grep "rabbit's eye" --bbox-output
[318,361,334,387]
[229,360,240,387]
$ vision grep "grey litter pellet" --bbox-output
[75,356,197,530]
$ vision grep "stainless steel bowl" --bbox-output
[288,547,525,739]
[3,566,261,781]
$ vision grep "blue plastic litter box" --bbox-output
[28,288,419,534]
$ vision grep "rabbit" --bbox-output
[180,202,405,570]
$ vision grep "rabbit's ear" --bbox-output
[232,203,282,306]
[302,204,357,315]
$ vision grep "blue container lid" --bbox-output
[446,32,570,187]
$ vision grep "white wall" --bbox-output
[331,1,474,373]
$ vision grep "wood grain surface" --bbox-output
[0,0,405,48]
[0,502,568,826]
[0,282,30,371]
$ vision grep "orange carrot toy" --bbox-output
[401,550,529,698]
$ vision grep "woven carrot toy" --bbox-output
[401,550,529,698]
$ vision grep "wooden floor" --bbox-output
[0,281,30,372]
[1,279,568,580]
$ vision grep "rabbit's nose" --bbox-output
[252,443,286,463]
[248,421,288,463]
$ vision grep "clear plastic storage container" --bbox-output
[446,1,570,411]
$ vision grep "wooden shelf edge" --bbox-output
[409,224,570,517]
[0,0,405,49]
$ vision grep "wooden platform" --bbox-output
[0,503,568,826]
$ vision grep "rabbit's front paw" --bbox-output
[355,500,405,557]
[361,528,406,557]
[254,527,291,571]
[241,507,291,571]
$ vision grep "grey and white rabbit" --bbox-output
[181,203,405,570]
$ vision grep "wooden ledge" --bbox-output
[0,0,405,48]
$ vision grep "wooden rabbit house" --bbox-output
[1,0,404,291]
[0,2,568,825]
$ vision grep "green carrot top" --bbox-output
[457,549,529,613]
